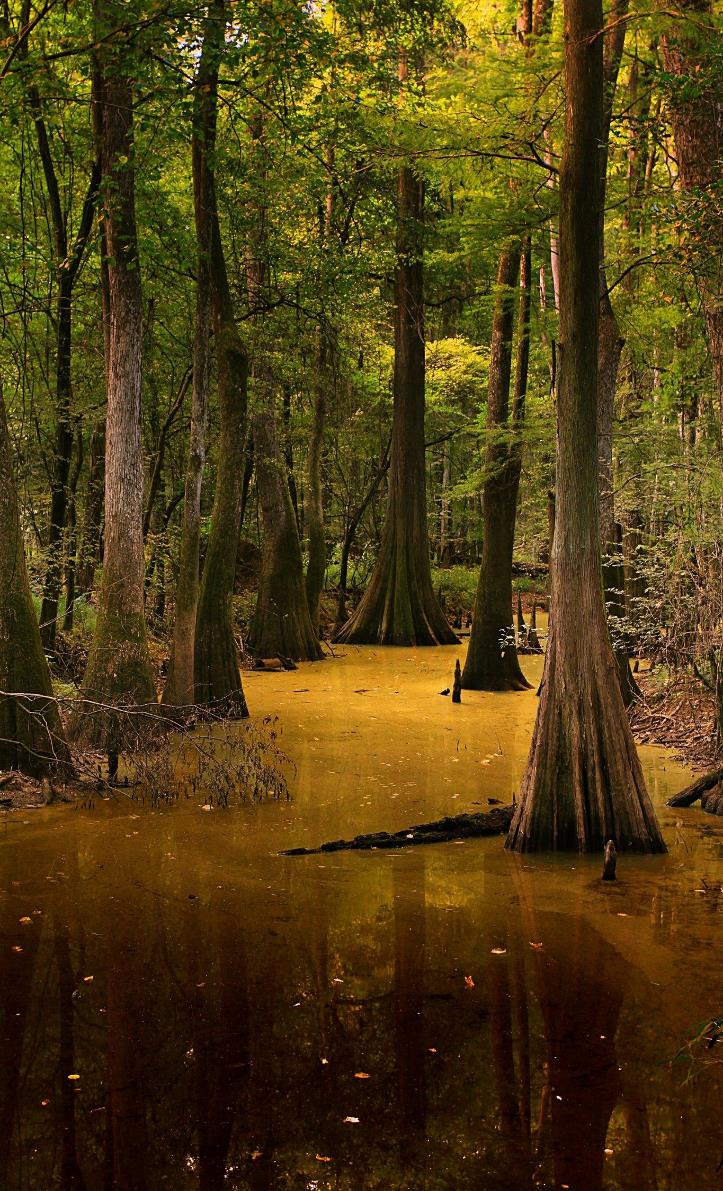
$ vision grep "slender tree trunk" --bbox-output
[163,4,218,707]
[72,1,156,743]
[335,62,457,647]
[62,428,83,633]
[507,0,665,853]
[463,249,530,691]
[0,383,72,778]
[248,407,323,660]
[305,333,329,636]
[75,421,105,597]
[20,48,100,653]
[193,0,249,716]
[305,147,335,634]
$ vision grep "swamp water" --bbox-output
[1,646,721,1190]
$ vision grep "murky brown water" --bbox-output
[1,646,721,1189]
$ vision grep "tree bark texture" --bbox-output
[463,249,530,691]
[248,408,323,660]
[163,1,219,707]
[193,0,249,716]
[334,156,457,646]
[507,0,666,853]
[73,2,156,742]
[0,386,71,777]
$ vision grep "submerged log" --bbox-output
[666,767,723,809]
[282,804,514,855]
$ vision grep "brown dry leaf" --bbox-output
[529,942,543,950]
[354,1072,370,1079]
[251,1151,263,1161]
[18,917,32,926]
[343,1116,360,1124]
[40,1099,50,1107]
[11,945,22,954]
[464,975,475,989]
[315,1155,332,1163]
[490,947,507,955]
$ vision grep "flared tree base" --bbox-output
[507,631,666,854]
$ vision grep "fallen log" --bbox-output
[282,805,514,855]
[666,767,723,809]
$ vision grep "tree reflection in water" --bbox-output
[0,823,720,1189]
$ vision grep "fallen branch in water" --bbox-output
[667,767,723,817]
[281,805,514,855]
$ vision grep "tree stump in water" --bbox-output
[602,839,617,881]
[452,659,462,703]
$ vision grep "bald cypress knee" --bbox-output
[462,248,530,691]
[334,70,456,646]
[507,0,665,854]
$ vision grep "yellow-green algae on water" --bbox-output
[0,644,721,1190]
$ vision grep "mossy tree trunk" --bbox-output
[72,2,156,745]
[462,248,530,692]
[507,0,666,854]
[248,406,323,660]
[163,1,219,707]
[193,4,249,717]
[335,62,456,647]
[0,384,72,778]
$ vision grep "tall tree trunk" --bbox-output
[18,30,100,653]
[248,407,323,660]
[335,62,457,647]
[62,428,83,633]
[596,0,641,706]
[193,0,249,715]
[305,333,329,636]
[0,383,72,778]
[72,0,156,743]
[305,147,335,634]
[462,248,530,691]
[163,3,218,707]
[507,0,665,853]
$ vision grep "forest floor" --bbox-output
[629,669,721,772]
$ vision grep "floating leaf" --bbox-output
[490,947,507,955]
[343,1116,360,1124]
[354,1072,370,1079]
[18,916,32,925]
[67,1074,80,1081]
[464,975,475,989]
[315,1155,332,1163]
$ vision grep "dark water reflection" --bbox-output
[0,807,721,1191]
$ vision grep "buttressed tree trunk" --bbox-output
[0,385,71,778]
[163,0,218,707]
[193,3,249,716]
[72,0,156,743]
[248,407,324,660]
[335,63,457,647]
[462,248,531,691]
[507,0,666,854]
